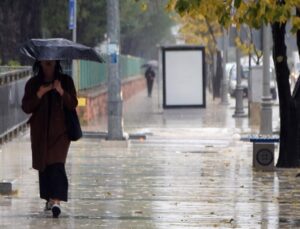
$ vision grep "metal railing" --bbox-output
[78,60,107,90]
[0,55,145,142]
[120,55,145,80]
[0,67,31,142]
[77,55,145,90]
[0,67,31,85]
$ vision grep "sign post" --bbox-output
[69,0,78,88]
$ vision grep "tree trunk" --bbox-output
[294,8,300,162]
[297,9,300,59]
[212,53,217,99]
[214,50,223,98]
[272,22,300,167]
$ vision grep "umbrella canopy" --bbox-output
[20,38,104,63]
[141,60,158,68]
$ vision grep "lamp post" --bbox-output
[233,29,246,118]
[260,24,273,135]
[221,29,229,105]
[106,0,124,140]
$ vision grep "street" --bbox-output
[1,86,299,228]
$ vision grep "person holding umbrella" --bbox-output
[145,66,156,97]
[20,38,103,218]
[142,60,157,97]
[22,60,77,218]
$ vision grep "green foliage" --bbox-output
[41,0,106,46]
[234,0,242,8]
[121,0,175,59]
[0,0,173,63]
[41,0,173,59]
[7,60,20,66]
[41,0,69,38]
[175,0,192,14]
[0,0,42,64]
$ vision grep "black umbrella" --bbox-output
[20,38,104,63]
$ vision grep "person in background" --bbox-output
[145,66,156,97]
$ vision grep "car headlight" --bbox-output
[270,81,275,88]
[291,72,298,81]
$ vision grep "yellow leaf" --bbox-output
[141,3,148,11]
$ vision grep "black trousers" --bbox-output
[39,163,68,202]
[146,78,154,96]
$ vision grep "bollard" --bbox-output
[0,180,18,195]
[253,142,275,171]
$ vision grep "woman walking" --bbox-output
[22,60,78,218]
[145,66,156,97]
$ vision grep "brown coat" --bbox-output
[22,74,78,171]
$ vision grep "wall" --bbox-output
[77,75,146,123]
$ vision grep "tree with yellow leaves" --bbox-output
[166,0,300,167]
[176,13,223,98]
[178,14,221,57]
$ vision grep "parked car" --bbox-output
[228,65,248,97]
[290,62,300,91]
[228,65,277,100]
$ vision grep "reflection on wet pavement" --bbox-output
[0,87,296,228]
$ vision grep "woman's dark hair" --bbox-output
[33,60,63,78]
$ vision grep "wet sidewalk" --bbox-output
[0,85,299,228]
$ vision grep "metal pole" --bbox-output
[157,45,163,112]
[260,24,273,135]
[72,0,76,42]
[106,0,124,140]
[71,0,77,86]
[248,33,252,118]
[221,29,229,105]
[233,29,246,118]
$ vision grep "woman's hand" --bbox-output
[53,80,64,96]
[37,84,53,99]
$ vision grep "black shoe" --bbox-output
[44,201,53,211]
[52,204,61,218]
